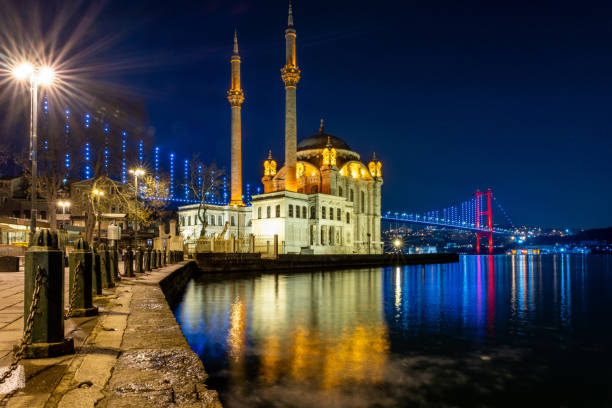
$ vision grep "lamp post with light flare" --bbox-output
[92,189,104,246]
[129,168,145,199]
[57,200,71,229]
[13,62,55,243]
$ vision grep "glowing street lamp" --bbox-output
[129,168,145,199]
[92,189,104,245]
[13,62,55,243]
[57,200,71,228]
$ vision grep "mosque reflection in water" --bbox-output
[174,254,606,406]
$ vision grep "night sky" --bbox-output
[7,0,612,229]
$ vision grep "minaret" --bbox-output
[281,1,301,192]
[228,30,245,206]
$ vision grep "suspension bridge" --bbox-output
[382,189,515,253]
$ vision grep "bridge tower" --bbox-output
[475,188,493,254]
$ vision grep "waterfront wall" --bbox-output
[195,252,459,273]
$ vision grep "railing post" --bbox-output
[99,244,114,288]
[23,229,74,358]
[91,247,102,296]
[273,234,279,258]
[124,246,134,277]
[136,247,144,274]
[68,238,97,317]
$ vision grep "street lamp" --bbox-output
[57,200,71,229]
[13,62,55,243]
[129,168,145,199]
[92,189,104,246]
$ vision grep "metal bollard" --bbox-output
[144,248,152,271]
[99,244,115,288]
[136,247,144,273]
[162,250,167,266]
[169,251,174,264]
[67,238,98,317]
[110,248,120,282]
[151,248,158,269]
[22,229,74,358]
[92,247,102,296]
[157,250,162,268]
[124,247,134,277]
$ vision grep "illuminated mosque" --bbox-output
[179,3,383,254]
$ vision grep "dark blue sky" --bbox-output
[71,0,612,228]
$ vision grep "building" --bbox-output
[178,4,383,254]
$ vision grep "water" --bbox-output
[173,255,612,407]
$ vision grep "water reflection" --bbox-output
[174,255,612,407]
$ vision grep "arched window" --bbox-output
[346,212,350,224]
[350,189,354,202]
[339,186,343,197]
[361,191,365,211]
[187,216,191,226]
[276,205,281,217]
[295,205,299,218]
[231,216,236,226]
[210,215,215,226]
[337,208,341,220]
[310,206,316,219]
[218,215,223,225]
[321,206,326,219]
[329,207,334,220]
[302,206,307,218]
[258,207,262,219]
[267,206,271,218]
[289,204,294,217]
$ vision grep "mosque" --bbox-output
[178,3,383,254]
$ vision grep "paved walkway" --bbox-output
[0,261,221,407]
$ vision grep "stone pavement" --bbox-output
[0,261,221,408]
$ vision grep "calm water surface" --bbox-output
[173,255,612,407]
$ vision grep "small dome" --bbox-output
[297,130,351,151]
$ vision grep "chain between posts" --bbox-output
[0,265,44,385]
[65,261,82,320]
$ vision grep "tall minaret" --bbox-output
[281,1,300,192]
[228,30,245,206]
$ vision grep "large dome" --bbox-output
[297,130,351,151]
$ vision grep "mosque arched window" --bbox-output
[289,205,294,218]
[302,206,307,218]
[350,189,354,202]
[361,191,365,211]
[218,215,223,225]
[276,205,281,217]
[322,207,326,219]
[329,207,334,220]
[267,206,271,218]
[337,208,341,220]
[231,216,236,226]
[310,206,316,219]
[346,212,350,224]
[258,207,262,219]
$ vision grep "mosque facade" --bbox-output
[178,3,383,254]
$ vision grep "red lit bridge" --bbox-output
[382,189,515,253]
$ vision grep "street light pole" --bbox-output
[13,62,55,244]
[29,76,38,242]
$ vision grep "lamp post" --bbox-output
[57,200,71,229]
[92,189,104,246]
[13,62,55,244]
[129,168,145,199]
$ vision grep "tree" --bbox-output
[72,174,169,243]
[187,158,225,238]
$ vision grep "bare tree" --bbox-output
[187,158,225,238]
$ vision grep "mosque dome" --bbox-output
[297,123,351,151]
